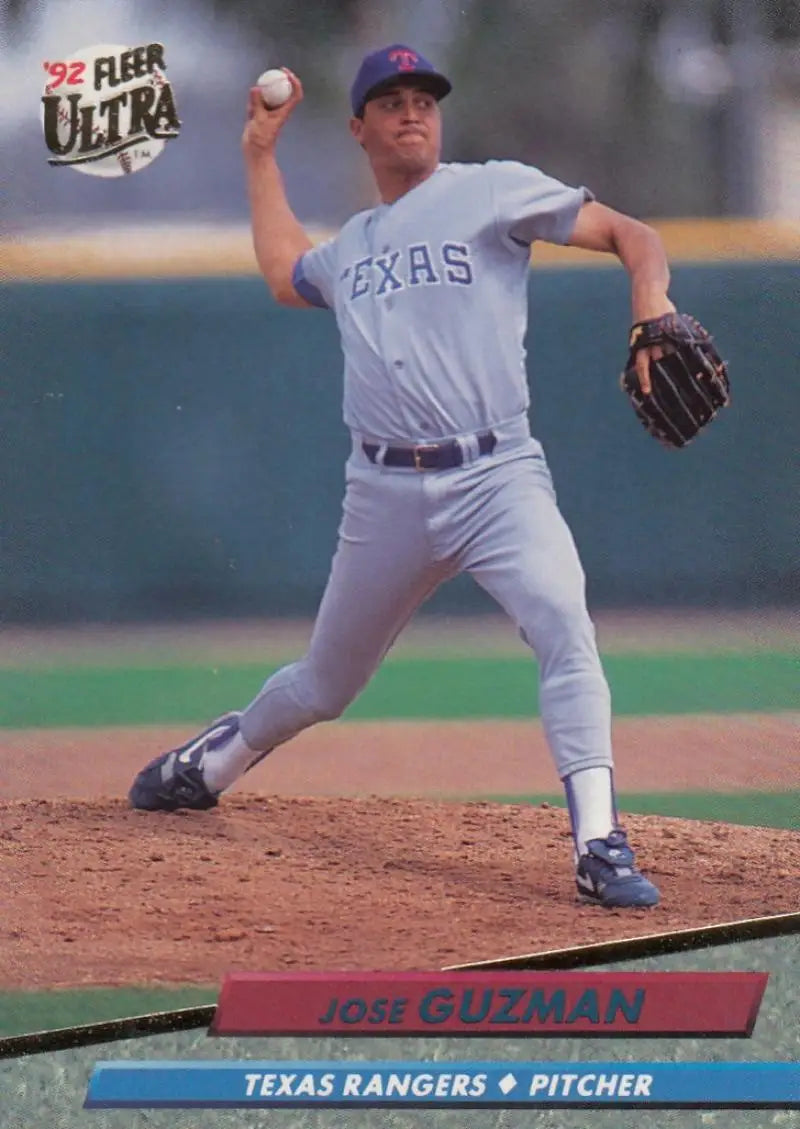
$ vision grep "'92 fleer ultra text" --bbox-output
[40,42,180,176]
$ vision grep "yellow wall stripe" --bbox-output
[2,218,798,281]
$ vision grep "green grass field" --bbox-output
[490,791,800,830]
[0,986,217,1040]
[1,652,797,727]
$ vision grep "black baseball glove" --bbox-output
[621,313,730,449]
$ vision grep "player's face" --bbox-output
[351,84,441,174]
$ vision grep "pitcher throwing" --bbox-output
[129,45,671,909]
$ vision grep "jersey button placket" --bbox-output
[373,223,410,429]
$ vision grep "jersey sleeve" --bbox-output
[292,235,339,309]
[488,160,594,248]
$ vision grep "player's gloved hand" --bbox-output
[629,295,676,394]
[620,313,730,449]
[242,69,303,158]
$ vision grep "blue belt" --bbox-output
[362,431,497,471]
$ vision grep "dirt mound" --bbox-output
[4,715,799,801]
[2,797,797,990]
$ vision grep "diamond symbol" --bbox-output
[498,1073,517,1095]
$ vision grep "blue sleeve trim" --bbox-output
[292,255,330,309]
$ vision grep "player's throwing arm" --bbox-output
[242,68,313,307]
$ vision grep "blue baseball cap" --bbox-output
[350,44,452,117]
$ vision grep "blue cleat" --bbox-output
[575,828,660,908]
[128,712,241,812]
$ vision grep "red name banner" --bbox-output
[211,971,767,1037]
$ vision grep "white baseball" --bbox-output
[257,69,292,109]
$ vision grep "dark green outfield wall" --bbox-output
[2,262,797,623]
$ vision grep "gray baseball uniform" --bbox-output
[238,159,613,784]
[128,45,661,908]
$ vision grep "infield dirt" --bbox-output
[1,711,798,990]
[1,612,797,990]
[1,793,798,990]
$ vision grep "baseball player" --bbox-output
[130,45,671,909]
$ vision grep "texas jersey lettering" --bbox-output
[345,241,474,298]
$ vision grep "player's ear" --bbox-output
[349,115,365,146]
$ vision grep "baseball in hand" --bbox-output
[257,69,292,108]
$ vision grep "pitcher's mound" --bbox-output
[2,797,797,990]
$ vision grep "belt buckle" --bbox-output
[413,443,439,471]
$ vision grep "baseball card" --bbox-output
[1,0,798,1124]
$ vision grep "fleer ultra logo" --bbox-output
[40,42,180,176]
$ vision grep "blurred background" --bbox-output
[3,0,800,228]
[1,0,799,625]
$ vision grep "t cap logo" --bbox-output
[389,49,419,71]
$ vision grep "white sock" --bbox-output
[201,731,262,793]
[564,766,617,862]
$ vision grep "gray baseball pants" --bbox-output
[239,418,613,782]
